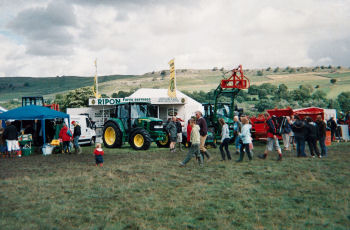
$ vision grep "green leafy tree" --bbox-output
[255,99,275,112]
[337,91,350,112]
[277,84,289,99]
[248,85,260,95]
[330,79,337,84]
[312,90,327,100]
[258,89,268,99]
[260,83,278,94]
[273,67,280,73]
[160,70,166,80]
[257,70,263,76]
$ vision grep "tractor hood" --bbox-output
[136,117,163,123]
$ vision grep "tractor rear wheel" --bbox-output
[103,121,122,148]
[129,128,152,150]
[156,133,170,148]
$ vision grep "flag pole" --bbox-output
[95,59,99,99]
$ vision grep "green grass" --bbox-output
[1,142,349,229]
[2,70,350,103]
[319,72,350,79]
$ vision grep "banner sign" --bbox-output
[89,97,186,106]
[168,58,176,98]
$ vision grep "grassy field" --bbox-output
[1,69,350,106]
[1,142,349,229]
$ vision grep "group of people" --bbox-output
[288,115,328,158]
[0,119,82,157]
[167,110,334,167]
[58,121,82,154]
[164,111,211,166]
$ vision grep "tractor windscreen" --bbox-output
[131,104,147,118]
[217,104,230,117]
[130,104,158,118]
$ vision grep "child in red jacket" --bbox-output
[94,143,104,167]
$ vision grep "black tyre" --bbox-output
[103,121,123,148]
[156,133,170,148]
[129,128,152,150]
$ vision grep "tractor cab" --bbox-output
[113,102,158,132]
[22,96,60,111]
[103,102,166,150]
[22,96,44,107]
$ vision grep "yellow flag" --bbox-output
[168,58,176,98]
[93,59,101,98]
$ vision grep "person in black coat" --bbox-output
[328,117,339,141]
[305,117,321,158]
[291,115,307,157]
[316,115,327,157]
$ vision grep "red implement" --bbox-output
[220,65,250,89]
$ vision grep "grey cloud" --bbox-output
[308,38,350,67]
[8,1,77,56]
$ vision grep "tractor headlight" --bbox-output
[154,125,163,129]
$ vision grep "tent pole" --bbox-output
[42,119,46,146]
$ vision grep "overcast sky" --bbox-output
[0,0,349,77]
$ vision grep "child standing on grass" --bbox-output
[179,118,203,167]
[94,143,104,167]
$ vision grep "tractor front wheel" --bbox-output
[103,122,122,148]
[129,128,152,150]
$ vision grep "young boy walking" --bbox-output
[179,118,203,166]
[94,143,104,167]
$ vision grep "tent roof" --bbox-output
[129,88,202,105]
[0,106,7,113]
[0,105,69,120]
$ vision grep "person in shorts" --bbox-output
[166,116,178,152]
[176,118,183,151]
[195,111,211,161]
[258,113,283,161]
[3,121,19,157]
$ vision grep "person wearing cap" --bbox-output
[71,121,82,154]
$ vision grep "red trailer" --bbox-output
[293,107,324,121]
[250,107,293,141]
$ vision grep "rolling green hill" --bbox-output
[1,68,350,109]
[0,75,139,102]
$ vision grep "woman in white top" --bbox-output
[237,116,253,162]
[219,118,232,161]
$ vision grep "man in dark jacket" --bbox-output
[291,116,307,157]
[166,116,177,152]
[195,111,211,161]
[72,121,82,154]
[305,117,321,158]
[3,120,19,156]
[328,117,339,141]
[316,115,327,157]
[258,113,283,161]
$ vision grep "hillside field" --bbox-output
[1,69,350,107]
[0,142,349,229]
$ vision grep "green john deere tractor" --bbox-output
[102,102,167,150]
